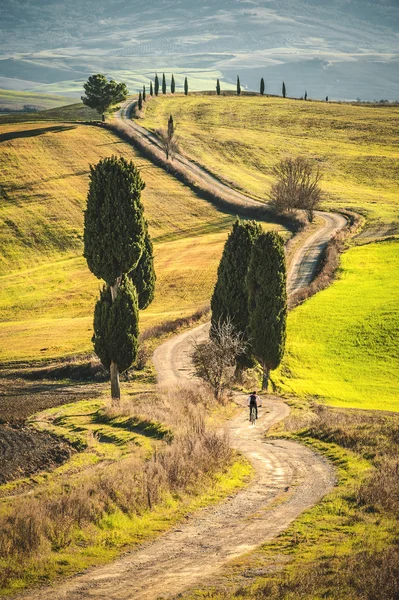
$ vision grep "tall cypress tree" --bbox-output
[247,231,287,390]
[216,79,221,95]
[138,91,143,111]
[237,75,241,96]
[171,74,175,94]
[211,220,262,366]
[162,73,167,94]
[154,74,159,96]
[260,77,265,95]
[184,77,188,96]
[150,81,154,96]
[282,81,287,98]
[143,85,146,102]
[304,90,307,101]
[84,156,147,399]
[168,114,174,138]
[129,224,156,310]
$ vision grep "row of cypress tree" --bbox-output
[211,220,287,390]
[84,156,155,399]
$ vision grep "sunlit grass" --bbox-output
[141,95,399,229]
[275,240,399,412]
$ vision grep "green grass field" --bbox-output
[0,88,73,111]
[0,120,284,362]
[275,239,399,412]
[140,94,399,234]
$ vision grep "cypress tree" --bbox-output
[143,85,146,102]
[304,90,307,101]
[138,91,143,111]
[211,219,262,366]
[282,81,287,98]
[129,224,156,310]
[154,74,159,96]
[162,73,167,94]
[216,79,221,95]
[93,277,139,379]
[171,74,175,94]
[84,156,146,399]
[260,77,265,95]
[168,114,174,138]
[184,77,188,96]
[150,81,153,96]
[237,75,241,96]
[247,231,287,390]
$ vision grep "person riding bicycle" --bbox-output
[247,391,261,421]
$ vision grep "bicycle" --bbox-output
[250,406,257,426]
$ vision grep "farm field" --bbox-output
[0,120,285,362]
[141,95,399,236]
[0,88,73,111]
[276,239,399,412]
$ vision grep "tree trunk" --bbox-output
[262,365,270,391]
[110,361,120,400]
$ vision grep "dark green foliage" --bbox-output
[184,77,188,96]
[168,114,174,138]
[154,74,159,96]
[93,277,139,373]
[129,224,156,310]
[171,74,175,94]
[81,74,128,120]
[247,232,287,376]
[150,81,153,96]
[162,73,167,94]
[216,79,221,95]
[84,156,146,286]
[143,85,146,102]
[138,91,143,111]
[211,219,262,341]
[282,81,287,98]
[304,90,308,101]
[237,75,241,96]
[260,77,265,95]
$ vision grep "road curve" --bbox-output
[15,100,342,600]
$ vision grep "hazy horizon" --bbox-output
[1,0,398,101]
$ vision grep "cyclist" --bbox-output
[247,391,261,421]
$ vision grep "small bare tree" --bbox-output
[192,319,247,401]
[269,156,323,222]
[156,115,179,161]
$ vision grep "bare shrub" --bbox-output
[270,156,323,222]
[135,343,150,370]
[357,457,399,515]
[192,319,247,400]
[155,127,179,161]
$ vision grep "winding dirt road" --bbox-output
[16,102,344,599]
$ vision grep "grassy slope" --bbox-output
[141,95,399,233]
[276,240,399,412]
[0,121,284,362]
[0,89,73,111]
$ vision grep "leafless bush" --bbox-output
[155,127,179,161]
[358,458,399,515]
[135,343,150,370]
[270,156,323,222]
[192,319,247,400]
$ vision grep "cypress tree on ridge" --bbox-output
[162,73,167,94]
[216,79,221,95]
[138,91,143,111]
[184,77,188,95]
[260,77,265,95]
[171,74,175,93]
[247,231,287,390]
[282,81,287,98]
[84,156,147,399]
[211,219,262,367]
[168,114,174,138]
[154,74,159,96]
[237,75,241,96]
[143,85,146,102]
[150,81,153,96]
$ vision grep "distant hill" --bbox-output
[0,0,398,101]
